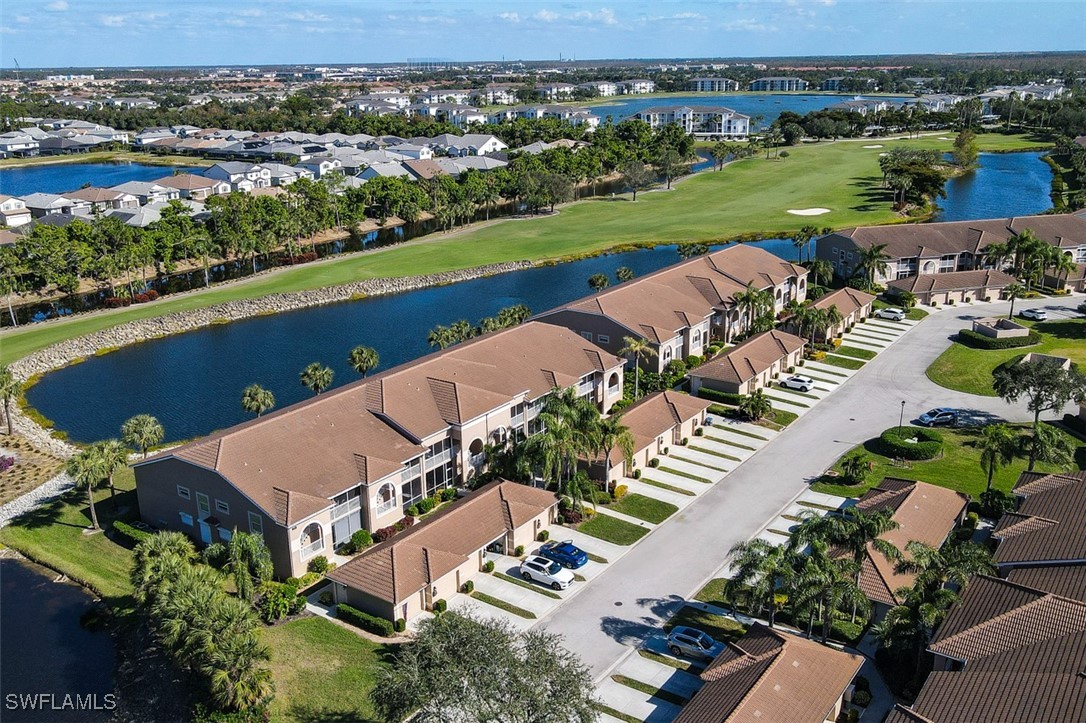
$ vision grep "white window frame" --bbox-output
[179,512,194,527]
[597,334,609,344]
[176,485,190,500]
[196,492,210,518]
[215,499,230,515]
[218,527,233,542]
[248,512,264,536]
[580,331,593,341]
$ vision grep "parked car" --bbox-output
[666,626,726,661]
[874,307,907,321]
[703,415,717,427]
[519,555,575,590]
[917,408,958,427]
[1020,308,1048,321]
[780,374,815,392]
[538,540,589,569]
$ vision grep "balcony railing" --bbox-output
[374,498,397,516]
[300,539,324,558]
[469,453,486,469]
[331,497,362,520]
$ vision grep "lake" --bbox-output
[0,162,198,197]
[0,558,116,722]
[24,150,1052,443]
[586,93,908,128]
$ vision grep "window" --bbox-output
[179,512,194,527]
[215,499,230,515]
[597,334,609,344]
[300,522,324,558]
[377,482,400,515]
[580,331,593,341]
[218,527,233,542]
[847,252,853,260]
[196,492,210,518]
[248,512,263,536]
[176,485,191,500]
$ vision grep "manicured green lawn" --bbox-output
[0,467,138,600]
[663,605,746,643]
[834,345,877,360]
[694,579,729,606]
[577,513,650,545]
[811,425,1079,499]
[0,134,1044,365]
[471,590,536,618]
[605,493,678,524]
[819,355,866,370]
[926,318,1086,396]
[261,617,393,723]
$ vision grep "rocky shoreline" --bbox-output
[7,260,533,459]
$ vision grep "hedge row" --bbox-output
[112,520,152,546]
[957,328,1041,350]
[337,603,396,637]
[696,387,746,406]
[877,426,944,461]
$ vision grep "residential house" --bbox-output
[429,133,508,157]
[537,83,576,101]
[385,143,433,161]
[327,480,558,622]
[0,132,40,158]
[628,105,750,139]
[816,213,1086,283]
[132,321,624,579]
[887,268,1018,305]
[619,79,655,94]
[821,77,846,91]
[107,96,158,109]
[109,181,180,206]
[408,103,487,128]
[536,244,808,372]
[471,84,520,106]
[992,470,1086,572]
[829,98,892,116]
[689,78,738,92]
[847,478,968,618]
[750,77,809,91]
[357,161,414,181]
[577,81,618,97]
[203,162,272,191]
[21,192,78,218]
[418,89,473,105]
[155,174,230,201]
[674,624,864,723]
[402,159,448,181]
[0,195,33,227]
[784,287,875,340]
[597,391,711,482]
[63,187,140,212]
[689,329,806,396]
[259,163,311,187]
[294,156,344,179]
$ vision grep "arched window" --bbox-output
[663,346,673,362]
[607,372,620,392]
[469,438,484,455]
[375,483,396,516]
[692,329,701,345]
[300,522,323,557]
[923,261,937,274]
[775,288,783,302]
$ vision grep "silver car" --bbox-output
[874,307,907,321]
[666,626,726,661]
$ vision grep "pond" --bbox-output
[0,162,199,197]
[0,557,117,722]
[934,151,1052,221]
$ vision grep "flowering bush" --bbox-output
[0,456,14,473]
[103,297,132,308]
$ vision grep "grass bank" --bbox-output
[0,150,211,169]
[926,317,1086,396]
[0,133,1048,365]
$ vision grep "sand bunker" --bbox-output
[939,137,952,140]
[787,208,831,216]
[879,152,889,157]
[862,144,883,149]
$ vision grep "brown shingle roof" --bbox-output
[887,269,1018,294]
[605,390,711,463]
[851,479,968,605]
[1006,565,1086,603]
[63,186,127,203]
[810,286,875,313]
[403,158,447,180]
[674,624,863,723]
[993,471,1086,566]
[327,480,557,604]
[691,329,806,386]
[155,173,219,191]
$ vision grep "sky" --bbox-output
[2,0,1083,69]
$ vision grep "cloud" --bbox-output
[46,0,68,11]
[534,9,559,22]
[719,18,778,32]
[100,15,125,27]
[497,12,521,23]
[285,11,330,22]
[536,7,618,26]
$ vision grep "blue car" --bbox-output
[538,540,589,569]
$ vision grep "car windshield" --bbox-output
[924,409,940,416]
[547,561,562,575]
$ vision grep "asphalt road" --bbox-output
[539,295,1083,679]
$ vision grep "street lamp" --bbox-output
[899,401,906,429]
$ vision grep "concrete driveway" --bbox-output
[537,296,1081,682]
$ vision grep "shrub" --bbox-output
[286,571,321,590]
[685,355,703,368]
[852,675,871,694]
[307,556,331,574]
[852,690,872,708]
[337,604,395,636]
[613,484,629,501]
[877,426,943,460]
[681,437,689,446]
[201,542,229,569]
[979,489,1017,518]
[965,511,979,529]
[349,529,373,553]
[663,447,670,455]
[433,599,447,614]
[318,591,333,606]
[441,487,457,501]
[561,510,583,525]
[483,560,495,573]
[956,328,1041,350]
[665,359,687,375]
[460,580,474,594]
[632,469,642,479]
[406,504,420,517]
[694,427,704,436]
[947,298,956,305]
[418,497,435,514]
[258,582,306,623]
[807,350,827,361]
[649,458,660,468]
[0,455,13,473]
[696,387,746,405]
[394,618,406,633]
[537,529,550,542]
[514,544,525,557]
[112,520,152,546]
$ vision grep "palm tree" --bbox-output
[227,531,273,602]
[448,319,475,344]
[806,258,834,287]
[1002,283,1026,320]
[983,241,1010,270]
[121,414,164,459]
[619,336,658,399]
[66,448,104,531]
[300,363,334,396]
[1050,252,1078,290]
[791,225,819,263]
[240,384,275,418]
[615,266,635,283]
[347,345,380,377]
[734,282,773,333]
[873,582,960,680]
[1029,423,1076,471]
[595,413,634,490]
[821,305,844,341]
[496,304,532,327]
[855,243,890,288]
[726,539,797,627]
[977,423,1018,492]
[427,325,453,349]
[92,438,129,510]
[202,624,274,711]
[0,365,22,435]
[792,544,870,642]
[840,453,869,485]
[739,389,773,421]
[587,273,610,292]
[131,531,196,602]
[895,540,994,593]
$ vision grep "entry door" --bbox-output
[198,519,213,544]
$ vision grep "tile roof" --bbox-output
[1006,565,1086,603]
[809,287,876,313]
[604,391,711,463]
[851,479,968,606]
[887,269,1018,294]
[691,329,806,386]
[327,480,557,604]
[63,187,127,203]
[674,624,863,723]
[993,471,1086,566]
[155,173,219,190]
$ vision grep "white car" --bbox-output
[1019,308,1048,321]
[519,554,575,590]
[874,307,907,321]
[779,374,815,392]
